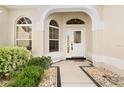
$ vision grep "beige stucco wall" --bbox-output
[91,6,124,73]
[7,6,52,56]
[0,5,100,60]
[1,5,124,70]
[92,5,124,61]
[0,5,107,61]
[103,5,124,60]
[8,8,46,56]
[0,7,9,45]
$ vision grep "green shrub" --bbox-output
[8,66,44,87]
[28,56,52,69]
[0,46,32,79]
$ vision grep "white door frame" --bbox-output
[65,26,86,58]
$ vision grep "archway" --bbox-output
[40,6,103,62]
[40,5,103,32]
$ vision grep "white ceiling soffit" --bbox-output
[4,5,42,9]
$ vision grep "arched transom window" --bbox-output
[16,17,32,51]
[49,20,59,52]
[66,18,85,24]
[17,17,32,24]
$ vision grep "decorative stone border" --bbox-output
[79,66,101,87]
[39,66,61,87]
[56,66,61,87]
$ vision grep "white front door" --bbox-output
[66,28,85,58]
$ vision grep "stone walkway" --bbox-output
[52,60,97,87]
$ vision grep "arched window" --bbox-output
[17,17,32,24]
[16,17,32,51]
[66,18,85,24]
[49,20,59,52]
[49,20,59,27]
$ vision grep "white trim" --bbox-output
[49,22,59,52]
[92,54,124,71]
[45,52,65,63]
[65,24,85,28]
[52,59,64,63]
[16,24,32,26]
[87,52,92,58]
[86,52,93,61]
[49,25,59,29]
[16,39,32,40]
[15,19,33,48]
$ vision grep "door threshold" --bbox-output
[66,57,86,60]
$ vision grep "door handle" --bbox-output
[71,42,73,51]
[67,36,69,53]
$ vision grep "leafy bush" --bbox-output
[0,46,32,79]
[28,56,52,69]
[8,66,44,87]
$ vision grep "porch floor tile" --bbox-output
[52,60,97,87]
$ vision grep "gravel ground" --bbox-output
[0,79,9,87]
[83,67,124,87]
[38,67,57,87]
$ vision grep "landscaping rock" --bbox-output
[0,79,8,87]
[39,67,57,87]
[83,67,124,87]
